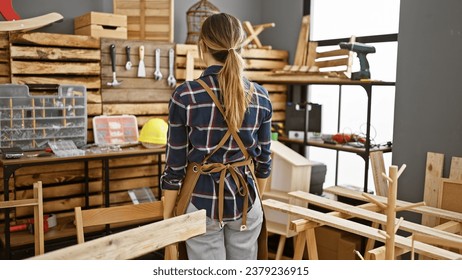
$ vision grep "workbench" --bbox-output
[0,145,164,259]
[252,73,395,192]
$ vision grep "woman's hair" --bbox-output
[198,13,251,132]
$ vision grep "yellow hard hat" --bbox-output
[138,118,168,148]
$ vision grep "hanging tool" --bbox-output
[137,45,146,77]
[125,45,132,70]
[339,42,376,80]
[154,48,163,81]
[167,48,176,88]
[107,44,122,86]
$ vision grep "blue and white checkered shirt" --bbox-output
[160,65,272,222]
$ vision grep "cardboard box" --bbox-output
[74,12,127,39]
[315,226,363,260]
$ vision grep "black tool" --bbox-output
[125,45,132,70]
[107,44,122,86]
[339,42,376,80]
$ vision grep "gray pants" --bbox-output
[185,198,263,260]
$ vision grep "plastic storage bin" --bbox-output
[0,84,87,150]
[92,115,139,146]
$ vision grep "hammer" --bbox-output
[107,44,122,86]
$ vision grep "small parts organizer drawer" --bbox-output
[93,115,139,146]
[0,84,87,150]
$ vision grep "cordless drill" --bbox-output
[339,42,376,80]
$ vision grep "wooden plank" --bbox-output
[9,32,100,49]
[11,76,100,89]
[262,84,288,92]
[11,61,100,75]
[107,177,157,193]
[80,201,162,227]
[324,186,462,223]
[369,220,462,260]
[316,48,349,59]
[290,191,462,249]
[449,157,462,181]
[0,12,63,33]
[29,210,206,260]
[175,44,289,60]
[101,88,172,103]
[74,12,127,30]
[315,57,349,69]
[439,179,462,224]
[102,103,168,115]
[101,76,172,90]
[370,151,388,196]
[262,199,462,260]
[16,181,103,200]
[294,15,310,66]
[422,152,445,227]
[14,169,102,188]
[10,46,100,61]
[87,104,103,116]
[0,63,10,74]
[14,161,101,176]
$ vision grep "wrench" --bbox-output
[153,48,163,81]
[167,48,176,88]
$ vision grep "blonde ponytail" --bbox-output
[199,13,251,132]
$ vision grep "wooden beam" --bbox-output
[324,186,462,223]
[369,220,462,260]
[289,191,462,249]
[263,199,462,260]
[29,210,206,260]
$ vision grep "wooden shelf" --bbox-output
[278,136,392,155]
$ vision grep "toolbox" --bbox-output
[0,84,87,150]
[92,115,139,146]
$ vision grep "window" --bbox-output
[308,0,400,193]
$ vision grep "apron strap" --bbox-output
[196,79,256,229]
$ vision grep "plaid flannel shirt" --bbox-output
[160,65,272,221]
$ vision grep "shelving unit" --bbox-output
[253,74,395,193]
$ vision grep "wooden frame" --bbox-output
[0,181,44,255]
[74,200,163,244]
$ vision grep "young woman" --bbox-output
[161,13,272,260]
